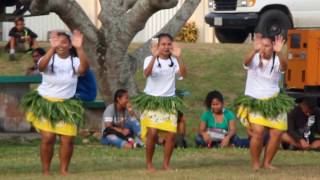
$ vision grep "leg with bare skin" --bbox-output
[40,131,56,176]
[146,128,158,172]
[249,124,266,170]
[263,128,283,170]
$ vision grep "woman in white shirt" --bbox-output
[132,33,186,172]
[22,30,89,175]
[234,33,294,170]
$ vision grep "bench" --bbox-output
[0,75,106,132]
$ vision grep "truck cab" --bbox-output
[205,0,320,43]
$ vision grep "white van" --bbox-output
[205,0,320,43]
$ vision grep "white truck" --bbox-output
[205,0,320,43]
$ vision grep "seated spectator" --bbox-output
[101,89,143,149]
[26,48,45,76]
[281,97,320,150]
[195,90,239,148]
[174,112,188,148]
[74,68,97,101]
[6,17,38,60]
[157,112,188,148]
[156,90,189,148]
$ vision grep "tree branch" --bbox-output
[99,0,138,26]
[150,0,179,9]
[123,0,178,39]
[29,0,50,14]
[124,0,138,10]
[25,0,98,44]
[130,0,201,65]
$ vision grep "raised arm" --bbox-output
[171,43,186,78]
[244,33,262,67]
[273,35,287,72]
[38,32,59,72]
[144,56,157,77]
[71,30,89,75]
[144,43,159,77]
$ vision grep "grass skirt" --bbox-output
[21,91,84,136]
[132,93,184,141]
[234,94,294,131]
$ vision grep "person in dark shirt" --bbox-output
[6,17,38,60]
[74,68,97,101]
[281,97,320,150]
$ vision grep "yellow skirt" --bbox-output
[26,96,77,136]
[237,106,287,131]
[140,110,177,142]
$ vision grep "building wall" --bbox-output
[188,0,214,43]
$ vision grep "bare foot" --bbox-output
[60,171,69,176]
[42,171,50,176]
[263,164,278,170]
[252,163,260,171]
[147,164,156,172]
[162,165,173,171]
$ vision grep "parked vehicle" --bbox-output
[205,0,320,43]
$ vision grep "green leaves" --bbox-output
[131,93,185,113]
[21,91,84,127]
[233,94,295,120]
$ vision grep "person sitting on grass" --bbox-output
[281,97,320,150]
[195,90,238,148]
[101,89,143,149]
[26,47,46,76]
[6,17,38,60]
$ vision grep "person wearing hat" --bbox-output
[281,97,320,150]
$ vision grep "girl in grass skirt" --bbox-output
[21,30,89,175]
[234,33,294,170]
[132,33,186,172]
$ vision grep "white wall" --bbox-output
[132,1,183,42]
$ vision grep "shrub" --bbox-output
[175,21,198,43]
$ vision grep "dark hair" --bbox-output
[155,33,174,68]
[261,34,275,42]
[204,90,224,110]
[50,32,76,74]
[113,89,128,104]
[15,17,24,23]
[113,89,128,126]
[301,97,318,111]
[32,48,46,56]
[157,33,174,42]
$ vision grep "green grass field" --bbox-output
[1,43,320,179]
[1,144,320,180]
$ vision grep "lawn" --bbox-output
[1,42,320,179]
[1,143,320,180]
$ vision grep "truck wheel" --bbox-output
[215,28,249,43]
[256,9,292,38]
